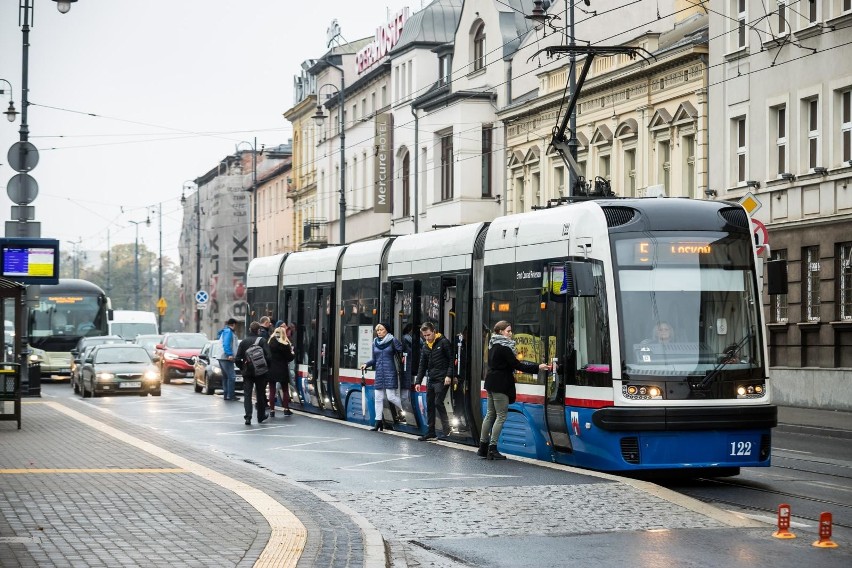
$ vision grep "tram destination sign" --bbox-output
[0,238,60,285]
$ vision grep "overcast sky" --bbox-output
[0,0,413,266]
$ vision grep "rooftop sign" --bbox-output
[356,8,409,75]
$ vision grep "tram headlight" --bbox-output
[736,383,766,398]
[622,384,663,400]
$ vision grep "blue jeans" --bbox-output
[219,359,236,399]
[480,391,509,445]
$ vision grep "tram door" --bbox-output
[440,278,461,436]
[544,263,573,453]
[314,287,338,415]
[391,279,421,427]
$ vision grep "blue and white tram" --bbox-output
[481,199,777,472]
[246,197,781,474]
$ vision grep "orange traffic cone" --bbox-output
[812,512,839,548]
[772,503,796,539]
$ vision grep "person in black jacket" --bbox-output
[414,321,454,441]
[236,321,272,425]
[266,321,295,417]
[478,320,549,460]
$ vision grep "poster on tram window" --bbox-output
[358,325,374,364]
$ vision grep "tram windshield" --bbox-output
[613,232,763,378]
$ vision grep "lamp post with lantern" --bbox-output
[311,77,347,245]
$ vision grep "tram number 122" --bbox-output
[730,441,753,456]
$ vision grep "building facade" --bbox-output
[284,60,323,250]
[708,0,852,409]
[312,10,411,246]
[501,1,708,211]
[255,143,294,257]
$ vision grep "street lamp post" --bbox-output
[6,1,77,240]
[129,216,150,311]
[311,73,346,245]
[181,182,201,333]
[235,140,258,259]
[153,204,163,332]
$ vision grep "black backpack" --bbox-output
[245,338,268,375]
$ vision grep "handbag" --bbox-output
[393,350,403,375]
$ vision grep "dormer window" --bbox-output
[472,21,485,72]
[439,53,452,86]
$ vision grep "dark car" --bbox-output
[134,334,164,360]
[155,332,208,384]
[79,344,161,397]
[70,335,125,393]
[193,340,243,395]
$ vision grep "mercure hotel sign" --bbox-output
[374,113,393,214]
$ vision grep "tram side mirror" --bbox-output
[563,262,596,297]
[766,260,788,296]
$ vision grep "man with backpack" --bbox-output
[235,321,272,425]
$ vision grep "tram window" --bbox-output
[512,292,546,386]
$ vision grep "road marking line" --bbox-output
[44,401,306,568]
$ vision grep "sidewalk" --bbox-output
[0,400,378,568]
[776,405,852,439]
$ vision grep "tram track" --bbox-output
[690,476,852,525]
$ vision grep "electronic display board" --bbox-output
[0,238,60,285]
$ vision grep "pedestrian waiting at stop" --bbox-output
[258,315,273,340]
[478,320,549,460]
[415,321,454,441]
[360,322,405,431]
[266,320,295,417]
[236,321,271,425]
[216,318,239,401]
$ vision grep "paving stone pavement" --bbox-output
[0,401,367,568]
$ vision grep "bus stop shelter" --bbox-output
[0,277,26,429]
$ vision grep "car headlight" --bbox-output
[163,352,179,360]
[29,353,42,363]
[144,369,159,381]
[212,366,222,375]
[97,372,115,381]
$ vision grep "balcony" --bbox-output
[301,218,328,249]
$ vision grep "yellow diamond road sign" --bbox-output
[739,192,762,215]
[156,298,167,309]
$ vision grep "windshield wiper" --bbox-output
[695,328,754,389]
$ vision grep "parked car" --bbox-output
[70,335,125,393]
[134,334,164,360]
[193,339,243,395]
[155,332,208,384]
[78,344,161,397]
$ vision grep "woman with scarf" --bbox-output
[360,322,405,431]
[479,320,550,460]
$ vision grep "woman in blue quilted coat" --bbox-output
[360,322,405,431]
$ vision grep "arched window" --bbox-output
[401,152,411,217]
[472,22,485,72]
